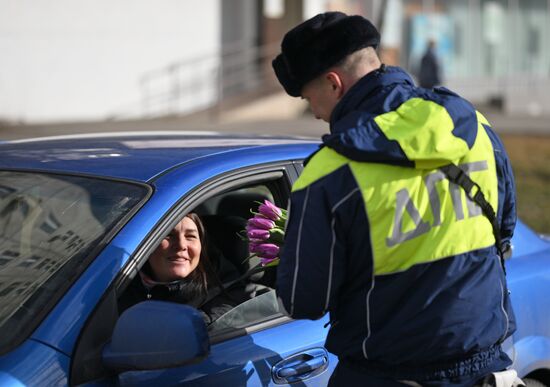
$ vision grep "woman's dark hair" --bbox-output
[184,212,210,294]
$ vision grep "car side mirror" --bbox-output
[102,301,209,371]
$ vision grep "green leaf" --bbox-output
[264,258,280,267]
[269,228,285,244]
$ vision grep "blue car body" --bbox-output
[0,132,549,386]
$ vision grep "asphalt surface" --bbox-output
[1,106,548,141]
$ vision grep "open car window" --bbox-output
[195,179,289,337]
[196,184,276,280]
[116,169,290,337]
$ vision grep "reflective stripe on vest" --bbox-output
[293,106,498,275]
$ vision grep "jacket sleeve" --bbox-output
[484,125,517,244]
[276,168,361,320]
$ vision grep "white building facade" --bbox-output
[0,0,220,123]
[1,0,549,124]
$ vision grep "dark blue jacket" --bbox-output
[277,66,517,385]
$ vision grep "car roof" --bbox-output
[0,131,319,182]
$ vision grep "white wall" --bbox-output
[0,0,220,123]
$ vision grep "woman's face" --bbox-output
[148,216,202,282]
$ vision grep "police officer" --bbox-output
[273,12,519,386]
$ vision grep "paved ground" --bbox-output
[1,92,548,140]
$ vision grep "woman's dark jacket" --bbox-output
[118,273,241,325]
[118,248,247,325]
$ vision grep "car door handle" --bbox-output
[277,356,326,377]
[272,348,329,384]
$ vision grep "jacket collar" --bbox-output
[329,65,415,132]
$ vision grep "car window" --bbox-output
[196,185,274,217]
[109,162,296,367]
[195,181,286,335]
[116,172,289,335]
[0,171,148,353]
[208,289,281,333]
[197,183,277,277]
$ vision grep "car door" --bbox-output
[115,315,337,386]
[75,158,337,386]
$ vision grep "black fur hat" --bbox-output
[272,12,380,97]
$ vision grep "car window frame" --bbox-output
[114,163,294,291]
[70,160,299,385]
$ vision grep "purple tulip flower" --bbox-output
[255,243,279,259]
[244,200,286,267]
[247,228,270,240]
[248,238,265,245]
[248,241,263,253]
[258,200,282,221]
[248,216,275,230]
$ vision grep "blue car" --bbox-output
[0,132,549,386]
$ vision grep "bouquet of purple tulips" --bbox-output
[245,199,287,267]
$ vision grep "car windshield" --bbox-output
[0,171,148,351]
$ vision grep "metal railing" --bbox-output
[139,41,280,119]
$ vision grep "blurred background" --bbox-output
[0,0,548,233]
